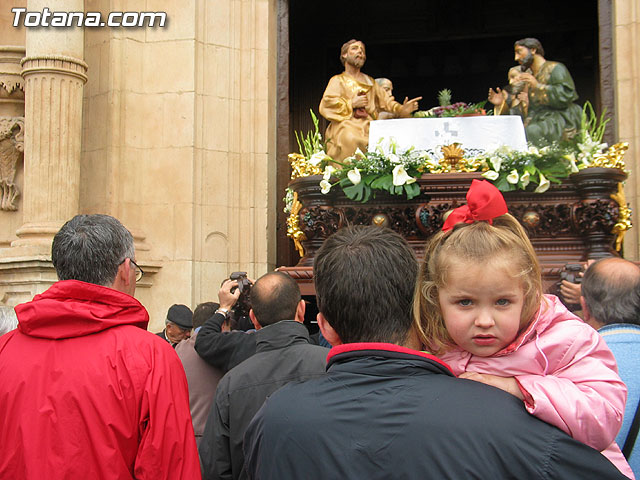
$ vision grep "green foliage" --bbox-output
[294,109,324,158]
[438,89,452,106]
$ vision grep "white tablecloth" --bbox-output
[368,115,527,153]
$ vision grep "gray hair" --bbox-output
[582,258,640,326]
[51,214,135,286]
[0,306,18,336]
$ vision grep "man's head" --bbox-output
[581,258,640,329]
[314,226,418,346]
[340,39,366,68]
[52,214,138,295]
[165,304,193,343]
[514,38,544,69]
[249,272,303,329]
[376,77,393,96]
[192,301,220,330]
[0,306,18,336]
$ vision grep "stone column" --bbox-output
[0,0,86,305]
[12,0,87,250]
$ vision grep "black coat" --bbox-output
[244,343,627,480]
[199,321,328,480]
[194,312,257,373]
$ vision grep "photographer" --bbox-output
[559,260,595,306]
[194,277,256,374]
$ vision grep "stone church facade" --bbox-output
[0,0,638,331]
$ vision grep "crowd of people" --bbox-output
[0,180,639,479]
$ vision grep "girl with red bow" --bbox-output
[413,179,633,478]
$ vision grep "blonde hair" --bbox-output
[413,214,542,354]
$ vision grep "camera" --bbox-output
[229,272,253,330]
[559,263,584,285]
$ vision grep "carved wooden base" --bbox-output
[280,168,628,296]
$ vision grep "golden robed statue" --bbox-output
[319,39,422,162]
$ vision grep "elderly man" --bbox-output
[157,303,193,345]
[175,301,224,448]
[319,39,421,161]
[581,257,640,475]
[512,37,582,146]
[199,272,328,480]
[0,215,201,479]
[243,226,626,479]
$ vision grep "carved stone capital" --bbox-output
[21,54,88,84]
[0,116,24,211]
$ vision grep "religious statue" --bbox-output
[319,39,422,161]
[499,38,582,147]
[375,78,396,120]
[488,65,530,119]
[0,117,24,211]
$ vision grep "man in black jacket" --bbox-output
[243,226,626,479]
[194,279,257,373]
[199,272,328,480]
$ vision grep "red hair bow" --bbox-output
[442,179,508,232]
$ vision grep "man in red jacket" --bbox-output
[0,214,201,479]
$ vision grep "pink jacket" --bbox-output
[440,294,632,478]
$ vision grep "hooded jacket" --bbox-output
[0,280,201,480]
[440,294,631,478]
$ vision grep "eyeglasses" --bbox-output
[130,259,144,282]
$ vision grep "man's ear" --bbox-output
[112,258,133,293]
[294,300,306,324]
[580,296,592,324]
[317,312,341,346]
[249,309,261,330]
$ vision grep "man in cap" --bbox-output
[157,303,193,345]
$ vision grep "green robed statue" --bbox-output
[493,38,582,147]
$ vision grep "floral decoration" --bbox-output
[287,103,628,204]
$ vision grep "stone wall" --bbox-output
[614,1,640,260]
[81,0,276,329]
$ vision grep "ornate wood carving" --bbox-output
[281,168,628,294]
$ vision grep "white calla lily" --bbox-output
[490,156,502,172]
[482,170,499,181]
[320,180,332,194]
[323,165,336,181]
[388,153,401,164]
[347,168,361,185]
[309,150,327,166]
[392,165,415,186]
[520,171,530,188]
[534,172,550,193]
[354,148,366,159]
[527,146,541,156]
[569,159,579,173]
[507,170,519,184]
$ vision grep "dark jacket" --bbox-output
[244,343,627,480]
[199,320,328,480]
[195,312,257,373]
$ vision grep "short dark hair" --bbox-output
[340,39,364,65]
[314,226,418,344]
[192,302,220,329]
[250,272,301,327]
[582,258,640,326]
[52,214,134,286]
[514,38,545,57]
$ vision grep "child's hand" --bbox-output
[459,372,525,400]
